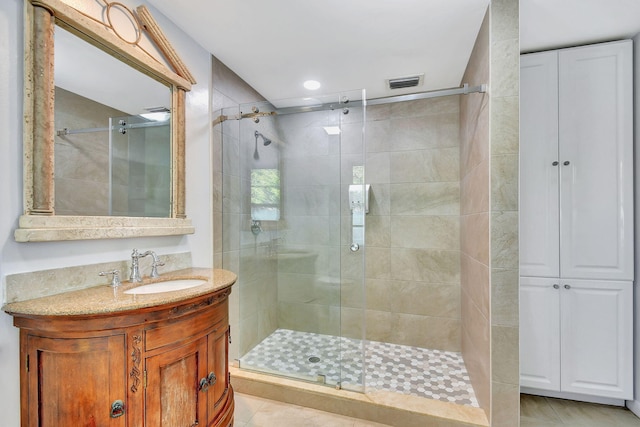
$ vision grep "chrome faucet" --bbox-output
[130,249,143,282]
[130,249,165,282]
[144,250,165,278]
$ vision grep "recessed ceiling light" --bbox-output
[140,112,170,122]
[323,126,341,135]
[303,80,321,90]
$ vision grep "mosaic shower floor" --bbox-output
[239,328,479,407]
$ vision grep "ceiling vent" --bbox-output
[387,74,424,90]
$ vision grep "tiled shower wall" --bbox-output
[341,98,463,352]
[460,1,520,425]
[460,9,491,416]
[489,0,520,425]
[259,96,462,355]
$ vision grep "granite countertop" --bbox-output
[3,268,236,317]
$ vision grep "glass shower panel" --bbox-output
[233,91,366,390]
[110,114,171,217]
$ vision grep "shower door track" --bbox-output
[215,83,487,123]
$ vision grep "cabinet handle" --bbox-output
[552,161,559,166]
[563,161,570,166]
[564,284,571,290]
[207,372,217,386]
[199,377,209,393]
[553,284,559,289]
[110,400,125,418]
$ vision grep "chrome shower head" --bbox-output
[255,131,272,146]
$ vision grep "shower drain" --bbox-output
[308,356,321,363]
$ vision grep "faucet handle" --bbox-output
[99,269,121,287]
[149,259,164,278]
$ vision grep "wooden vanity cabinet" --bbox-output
[21,333,127,426]
[13,287,234,427]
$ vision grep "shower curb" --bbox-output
[230,367,488,427]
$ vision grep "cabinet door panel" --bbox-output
[560,279,632,399]
[558,41,633,281]
[519,277,561,391]
[211,326,229,408]
[27,335,126,427]
[519,51,560,278]
[145,339,208,427]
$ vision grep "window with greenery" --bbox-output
[251,168,280,221]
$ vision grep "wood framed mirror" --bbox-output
[15,0,196,242]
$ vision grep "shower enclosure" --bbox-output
[221,86,482,407]
[222,90,368,391]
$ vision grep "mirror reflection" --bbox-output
[53,26,171,217]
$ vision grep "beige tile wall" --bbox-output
[459,2,520,425]
[350,97,463,351]
[490,0,520,425]
[459,8,491,418]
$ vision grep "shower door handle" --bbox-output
[350,243,360,252]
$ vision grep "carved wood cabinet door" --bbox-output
[24,334,127,427]
[144,337,208,427]
[210,326,230,410]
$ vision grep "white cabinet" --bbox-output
[558,42,634,281]
[520,277,561,391]
[520,277,633,399]
[520,51,560,278]
[520,40,634,281]
[519,40,634,401]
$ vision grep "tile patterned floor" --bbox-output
[239,328,478,407]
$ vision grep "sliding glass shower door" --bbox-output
[227,91,367,391]
[110,114,171,217]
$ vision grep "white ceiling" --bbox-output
[146,0,640,105]
[147,0,490,103]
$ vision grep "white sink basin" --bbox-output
[124,279,207,295]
